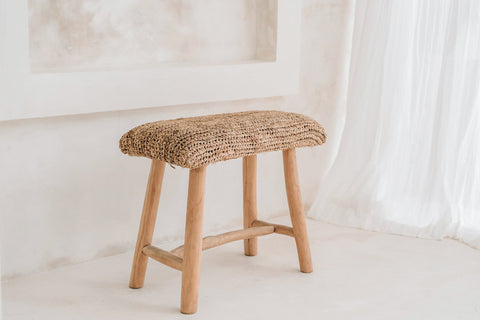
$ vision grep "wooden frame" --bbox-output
[128,148,312,314]
[129,160,166,289]
[243,155,258,256]
[283,149,313,273]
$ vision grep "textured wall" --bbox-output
[29,0,276,72]
[0,0,354,278]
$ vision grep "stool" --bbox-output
[119,110,326,314]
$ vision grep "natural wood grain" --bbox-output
[181,166,207,314]
[128,147,315,315]
[171,226,274,257]
[251,220,294,237]
[283,149,313,273]
[129,160,166,288]
[243,155,258,256]
[142,245,183,271]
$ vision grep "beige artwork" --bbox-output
[28,0,277,72]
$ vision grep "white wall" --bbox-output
[28,0,276,72]
[0,0,354,278]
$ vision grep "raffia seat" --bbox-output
[120,110,326,314]
[119,110,326,168]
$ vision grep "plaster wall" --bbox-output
[0,0,354,278]
[29,0,276,72]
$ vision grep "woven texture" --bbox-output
[119,110,326,168]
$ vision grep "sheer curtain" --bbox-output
[309,0,480,249]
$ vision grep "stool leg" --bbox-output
[243,155,258,256]
[283,149,313,273]
[181,166,207,314]
[129,160,166,288]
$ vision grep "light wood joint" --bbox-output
[171,226,274,257]
[142,245,184,271]
[251,220,295,237]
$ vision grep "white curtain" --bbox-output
[309,0,480,249]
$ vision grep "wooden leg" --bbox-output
[243,155,258,256]
[181,166,207,314]
[283,149,313,273]
[129,160,166,288]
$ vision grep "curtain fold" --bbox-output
[309,0,480,249]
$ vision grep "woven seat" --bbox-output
[119,110,326,168]
[122,110,325,313]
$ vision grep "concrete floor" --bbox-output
[3,216,480,320]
